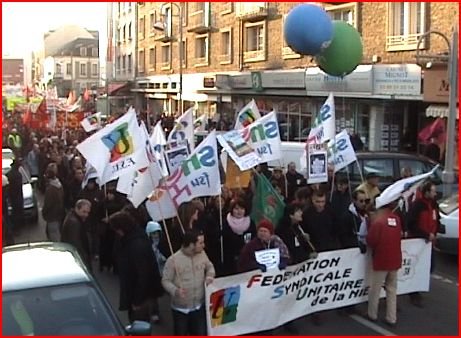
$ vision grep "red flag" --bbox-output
[35,98,49,127]
[83,88,90,102]
[418,118,446,145]
[22,107,32,125]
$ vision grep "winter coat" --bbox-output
[61,210,91,270]
[302,205,339,252]
[116,227,164,311]
[406,197,440,240]
[337,209,362,249]
[222,217,256,275]
[42,178,65,223]
[276,218,312,264]
[366,208,402,271]
[162,249,215,310]
[237,235,290,273]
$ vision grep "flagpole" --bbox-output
[218,191,224,264]
[356,160,365,185]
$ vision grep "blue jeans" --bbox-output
[172,306,207,336]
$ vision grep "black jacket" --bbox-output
[302,205,339,252]
[116,227,163,311]
[276,218,313,264]
[337,209,361,249]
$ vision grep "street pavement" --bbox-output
[10,195,459,336]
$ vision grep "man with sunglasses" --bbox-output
[357,172,381,208]
[338,189,370,251]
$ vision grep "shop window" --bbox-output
[243,21,266,62]
[386,2,426,51]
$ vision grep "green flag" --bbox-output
[250,173,285,227]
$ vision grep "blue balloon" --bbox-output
[284,4,333,56]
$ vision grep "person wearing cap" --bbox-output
[145,221,167,324]
[237,219,290,273]
[366,198,403,327]
[357,172,381,208]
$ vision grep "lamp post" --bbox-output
[154,3,183,116]
[416,27,458,197]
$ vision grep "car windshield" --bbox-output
[2,283,122,336]
[439,193,459,215]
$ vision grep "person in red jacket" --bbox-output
[366,201,403,327]
[405,180,439,308]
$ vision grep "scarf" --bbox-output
[348,203,368,244]
[227,213,251,235]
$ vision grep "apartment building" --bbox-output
[132,2,458,151]
[2,58,24,87]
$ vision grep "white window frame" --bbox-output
[194,33,209,67]
[80,63,87,76]
[161,43,172,70]
[138,49,145,73]
[281,15,301,59]
[386,2,427,51]
[149,47,156,70]
[219,28,232,65]
[325,3,358,28]
[243,20,266,62]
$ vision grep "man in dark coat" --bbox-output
[109,211,164,323]
[61,199,92,271]
[6,158,24,232]
[330,175,351,215]
[338,189,369,250]
[285,162,306,202]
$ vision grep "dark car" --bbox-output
[2,242,151,336]
[338,152,458,199]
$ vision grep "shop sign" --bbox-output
[423,68,449,103]
[373,64,421,96]
[230,70,306,90]
[305,66,372,94]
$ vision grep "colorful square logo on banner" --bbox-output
[209,286,241,327]
[102,122,134,162]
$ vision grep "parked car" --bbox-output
[2,242,151,336]
[2,148,38,222]
[268,145,457,199]
[437,193,458,255]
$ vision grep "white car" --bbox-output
[2,148,38,222]
[437,193,458,255]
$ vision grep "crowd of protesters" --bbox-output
[2,110,441,334]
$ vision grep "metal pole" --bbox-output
[442,27,458,195]
[178,3,183,115]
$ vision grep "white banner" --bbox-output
[77,109,149,184]
[217,130,260,171]
[307,93,336,144]
[80,112,102,132]
[150,121,169,177]
[167,107,195,151]
[206,239,431,336]
[234,99,261,130]
[146,131,221,221]
[241,111,282,164]
[327,130,358,173]
[307,144,328,184]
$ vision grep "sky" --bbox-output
[2,2,108,60]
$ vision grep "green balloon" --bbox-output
[316,21,363,77]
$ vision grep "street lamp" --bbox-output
[154,3,183,116]
[416,27,458,196]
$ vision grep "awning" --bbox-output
[108,82,129,95]
[146,93,168,99]
[425,104,459,119]
[172,92,208,102]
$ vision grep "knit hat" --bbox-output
[257,219,274,234]
[146,221,162,235]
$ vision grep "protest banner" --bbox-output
[307,143,328,184]
[327,130,358,172]
[206,239,431,336]
[217,130,260,171]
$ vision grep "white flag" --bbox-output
[327,130,357,172]
[151,121,169,177]
[375,165,439,209]
[167,107,195,151]
[146,131,221,221]
[76,108,149,184]
[117,122,164,207]
[234,99,261,130]
[80,112,102,132]
[194,114,207,132]
[307,93,336,144]
[81,162,100,189]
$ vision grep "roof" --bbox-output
[44,25,96,57]
[2,242,90,292]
